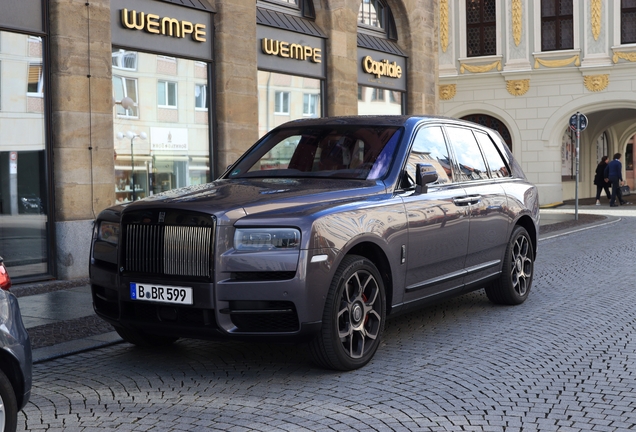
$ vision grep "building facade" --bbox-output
[0,0,438,282]
[438,0,636,206]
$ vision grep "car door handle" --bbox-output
[453,195,482,206]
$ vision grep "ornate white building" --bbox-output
[437,0,636,206]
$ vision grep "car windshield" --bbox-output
[228,125,402,180]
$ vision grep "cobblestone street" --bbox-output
[19,216,636,431]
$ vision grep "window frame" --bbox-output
[195,84,208,110]
[621,0,636,44]
[157,80,178,109]
[465,0,497,58]
[540,0,574,52]
[113,75,139,118]
[302,93,318,117]
[274,91,290,115]
[27,63,44,97]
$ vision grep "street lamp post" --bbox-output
[116,130,147,202]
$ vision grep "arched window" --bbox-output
[359,0,385,29]
[541,0,573,51]
[461,114,512,149]
[466,0,496,57]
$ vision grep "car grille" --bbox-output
[124,224,213,278]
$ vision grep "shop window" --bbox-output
[541,0,573,51]
[596,131,609,166]
[303,93,318,117]
[358,85,403,115]
[158,81,177,108]
[113,75,139,117]
[622,0,636,44]
[626,142,634,171]
[466,0,496,57]
[27,63,44,95]
[258,71,323,137]
[113,50,211,202]
[195,84,208,110]
[371,89,385,101]
[112,49,137,70]
[275,91,290,114]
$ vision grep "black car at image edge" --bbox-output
[90,115,539,371]
[0,257,32,432]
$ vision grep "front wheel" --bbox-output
[485,226,534,305]
[309,255,386,371]
[0,368,17,432]
[114,326,179,347]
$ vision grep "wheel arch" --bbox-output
[515,214,537,258]
[346,241,394,315]
[0,350,25,409]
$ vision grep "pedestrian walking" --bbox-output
[594,156,611,205]
[604,153,630,207]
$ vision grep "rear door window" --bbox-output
[474,132,511,178]
[444,126,489,181]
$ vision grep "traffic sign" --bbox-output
[569,112,588,132]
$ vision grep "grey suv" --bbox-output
[90,116,539,371]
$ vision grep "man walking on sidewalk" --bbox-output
[604,153,630,207]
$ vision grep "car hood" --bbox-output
[120,178,386,222]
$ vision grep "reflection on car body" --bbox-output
[90,115,539,371]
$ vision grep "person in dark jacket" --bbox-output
[604,153,629,207]
[594,155,611,205]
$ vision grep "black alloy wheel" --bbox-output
[485,225,534,305]
[310,255,386,371]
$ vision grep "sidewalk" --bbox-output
[11,199,635,363]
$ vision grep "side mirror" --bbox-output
[415,163,438,194]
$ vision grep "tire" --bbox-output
[0,368,18,432]
[114,326,179,347]
[485,226,534,305]
[309,255,386,371]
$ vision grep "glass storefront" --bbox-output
[257,71,322,138]
[112,49,211,202]
[0,31,49,278]
[357,85,403,114]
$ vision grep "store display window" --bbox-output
[0,31,49,278]
[112,49,211,203]
[258,71,322,138]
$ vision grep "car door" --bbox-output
[399,125,470,303]
[444,125,511,286]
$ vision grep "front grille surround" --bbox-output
[123,222,214,278]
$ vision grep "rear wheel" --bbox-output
[0,368,17,432]
[309,255,386,371]
[485,226,534,305]
[114,326,179,347]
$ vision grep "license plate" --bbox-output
[130,283,193,305]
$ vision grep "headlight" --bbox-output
[97,221,120,245]
[234,228,300,252]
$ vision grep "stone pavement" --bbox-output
[17,207,636,431]
[10,200,632,364]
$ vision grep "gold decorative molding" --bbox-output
[591,0,601,41]
[613,52,636,63]
[439,84,456,100]
[512,0,522,46]
[440,0,449,52]
[534,55,580,68]
[584,74,609,92]
[460,60,502,74]
[506,79,530,96]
